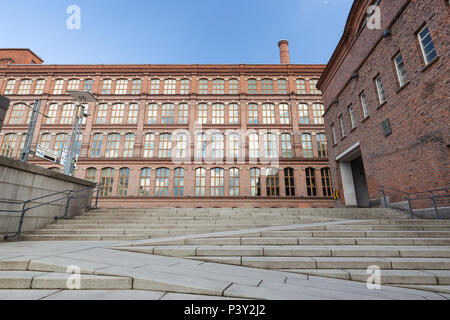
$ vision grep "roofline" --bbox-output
[0,48,44,63]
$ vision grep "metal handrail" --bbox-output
[1,182,104,241]
[380,185,450,219]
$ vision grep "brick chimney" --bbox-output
[278,40,290,64]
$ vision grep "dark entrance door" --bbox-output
[351,157,369,207]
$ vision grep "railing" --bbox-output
[0,182,104,241]
[380,185,450,219]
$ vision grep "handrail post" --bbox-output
[16,201,29,241]
[431,193,440,219]
[64,191,73,219]
[380,186,387,208]
[95,185,101,209]
[407,193,414,219]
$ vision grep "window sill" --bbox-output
[376,100,387,110]
[340,135,347,141]
[421,56,440,73]
[395,81,410,94]
[350,127,357,133]
[361,115,370,123]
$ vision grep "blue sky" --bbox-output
[0,0,354,65]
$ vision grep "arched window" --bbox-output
[178,104,188,124]
[143,133,155,158]
[309,79,321,95]
[298,104,309,124]
[9,103,27,124]
[212,103,224,124]
[250,168,261,196]
[161,103,174,124]
[139,168,151,196]
[228,133,239,159]
[195,168,206,196]
[54,133,69,156]
[266,168,280,196]
[296,78,306,94]
[211,133,224,158]
[45,104,58,124]
[211,168,224,196]
[174,168,185,196]
[34,79,46,95]
[100,168,115,196]
[263,133,278,159]
[111,103,125,124]
[195,133,207,160]
[85,168,97,183]
[101,79,112,94]
[247,79,257,94]
[198,79,208,95]
[147,103,157,124]
[83,79,93,93]
[150,79,160,95]
[131,79,141,95]
[158,133,172,158]
[155,168,170,196]
[278,79,287,94]
[229,79,238,94]
[197,103,208,124]
[115,78,128,95]
[60,104,75,125]
[67,79,80,91]
[105,133,120,158]
[301,133,313,158]
[312,103,324,124]
[279,103,290,124]
[118,168,130,196]
[316,134,328,158]
[96,104,108,124]
[229,168,239,196]
[228,104,239,124]
[175,133,188,158]
[248,104,258,124]
[127,103,138,124]
[262,104,275,124]
[163,79,176,95]
[284,168,295,197]
[4,79,16,95]
[18,79,32,95]
[321,168,332,197]
[180,79,190,95]
[0,134,17,157]
[40,133,51,149]
[91,133,103,158]
[249,133,259,159]
[212,79,224,95]
[261,79,273,94]
[281,133,293,158]
[53,79,64,95]
[123,133,135,157]
[305,168,317,196]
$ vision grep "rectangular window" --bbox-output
[53,79,64,95]
[250,168,261,196]
[161,104,174,124]
[67,79,80,91]
[83,79,93,92]
[198,79,208,95]
[45,104,58,124]
[147,104,158,124]
[18,80,32,95]
[115,79,128,95]
[332,124,337,145]
[4,79,16,95]
[198,104,207,124]
[164,79,176,95]
[150,79,160,95]
[266,168,280,197]
[360,92,369,119]
[229,79,238,94]
[180,79,190,95]
[296,79,306,94]
[229,168,239,197]
[143,134,155,158]
[60,104,75,125]
[178,104,188,124]
[212,79,224,95]
[139,168,151,196]
[131,79,141,95]
[110,104,125,124]
[34,79,46,95]
[261,79,273,94]
[309,79,321,94]
[339,115,346,138]
[96,104,108,124]
[195,168,206,196]
[298,104,309,124]
[394,53,408,87]
[123,134,135,158]
[118,168,130,196]
[278,79,287,94]
[102,79,112,94]
[281,134,293,158]
[349,105,356,129]
[174,168,184,197]
[312,104,324,124]
[105,134,120,158]
[375,75,386,104]
[247,79,257,94]
[229,104,239,124]
[212,104,224,124]
[279,104,290,124]
[301,134,313,158]
[248,104,258,124]
[262,104,275,124]
[158,134,172,158]
[316,134,328,158]
[91,134,103,158]
[127,103,138,124]
[284,168,295,197]
[210,168,224,196]
[418,25,437,65]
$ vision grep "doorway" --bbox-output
[351,157,369,207]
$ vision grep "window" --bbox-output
[261,79,273,94]
[316,134,328,158]
[147,104,158,124]
[118,168,130,196]
[375,75,386,104]
[53,79,64,95]
[197,104,208,124]
[158,133,172,158]
[360,92,369,119]
[212,103,224,124]
[139,168,151,196]
[105,133,120,158]
[174,168,185,196]
[298,104,309,124]
[332,124,337,145]
[127,103,138,124]
[248,104,258,124]
[278,79,287,94]
[101,79,112,94]
[91,134,103,157]
[131,79,141,95]
[228,104,239,124]
[394,53,408,86]
[175,133,187,158]
[86,168,96,183]
[279,103,290,124]
[228,133,239,159]
[281,134,293,158]
[212,79,224,95]
[339,115,346,138]
[418,25,437,65]
[83,79,93,92]
[150,79,160,95]
[266,168,280,196]
[199,79,208,94]
[161,103,174,124]
[155,168,170,196]
[312,104,324,124]
[111,104,125,124]
[4,79,16,95]
[143,133,155,158]
[211,133,224,158]
[284,168,295,197]
[229,79,238,94]
[210,168,224,196]
[302,133,313,158]
[16,134,27,158]
[349,105,356,129]
[195,133,207,160]
[45,104,58,124]
[262,104,275,124]
[164,79,176,95]
[54,133,68,156]
[180,79,190,95]
[296,79,306,94]
[9,104,27,124]
[178,104,188,124]
[250,168,261,196]
[60,104,75,125]
[34,79,46,95]
[18,79,31,95]
[40,133,51,149]
[249,133,259,159]
[195,168,206,196]
[100,168,114,197]
[0,134,16,157]
[309,79,321,94]
[321,168,332,197]
[123,133,135,157]
[305,168,317,196]
[263,133,278,159]
[247,79,257,94]
[115,79,128,95]
[67,79,80,91]
[96,104,108,124]
[229,168,240,197]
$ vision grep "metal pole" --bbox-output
[431,193,440,219]
[407,195,414,219]
[20,100,41,163]
[64,104,84,175]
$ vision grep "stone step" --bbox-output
[22,234,150,241]
[260,230,450,238]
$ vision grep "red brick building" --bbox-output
[318,0,449,207]
[0,43,334,208]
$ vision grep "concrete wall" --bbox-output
[0,156,95,238]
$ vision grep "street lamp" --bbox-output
[63,91,97,176]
